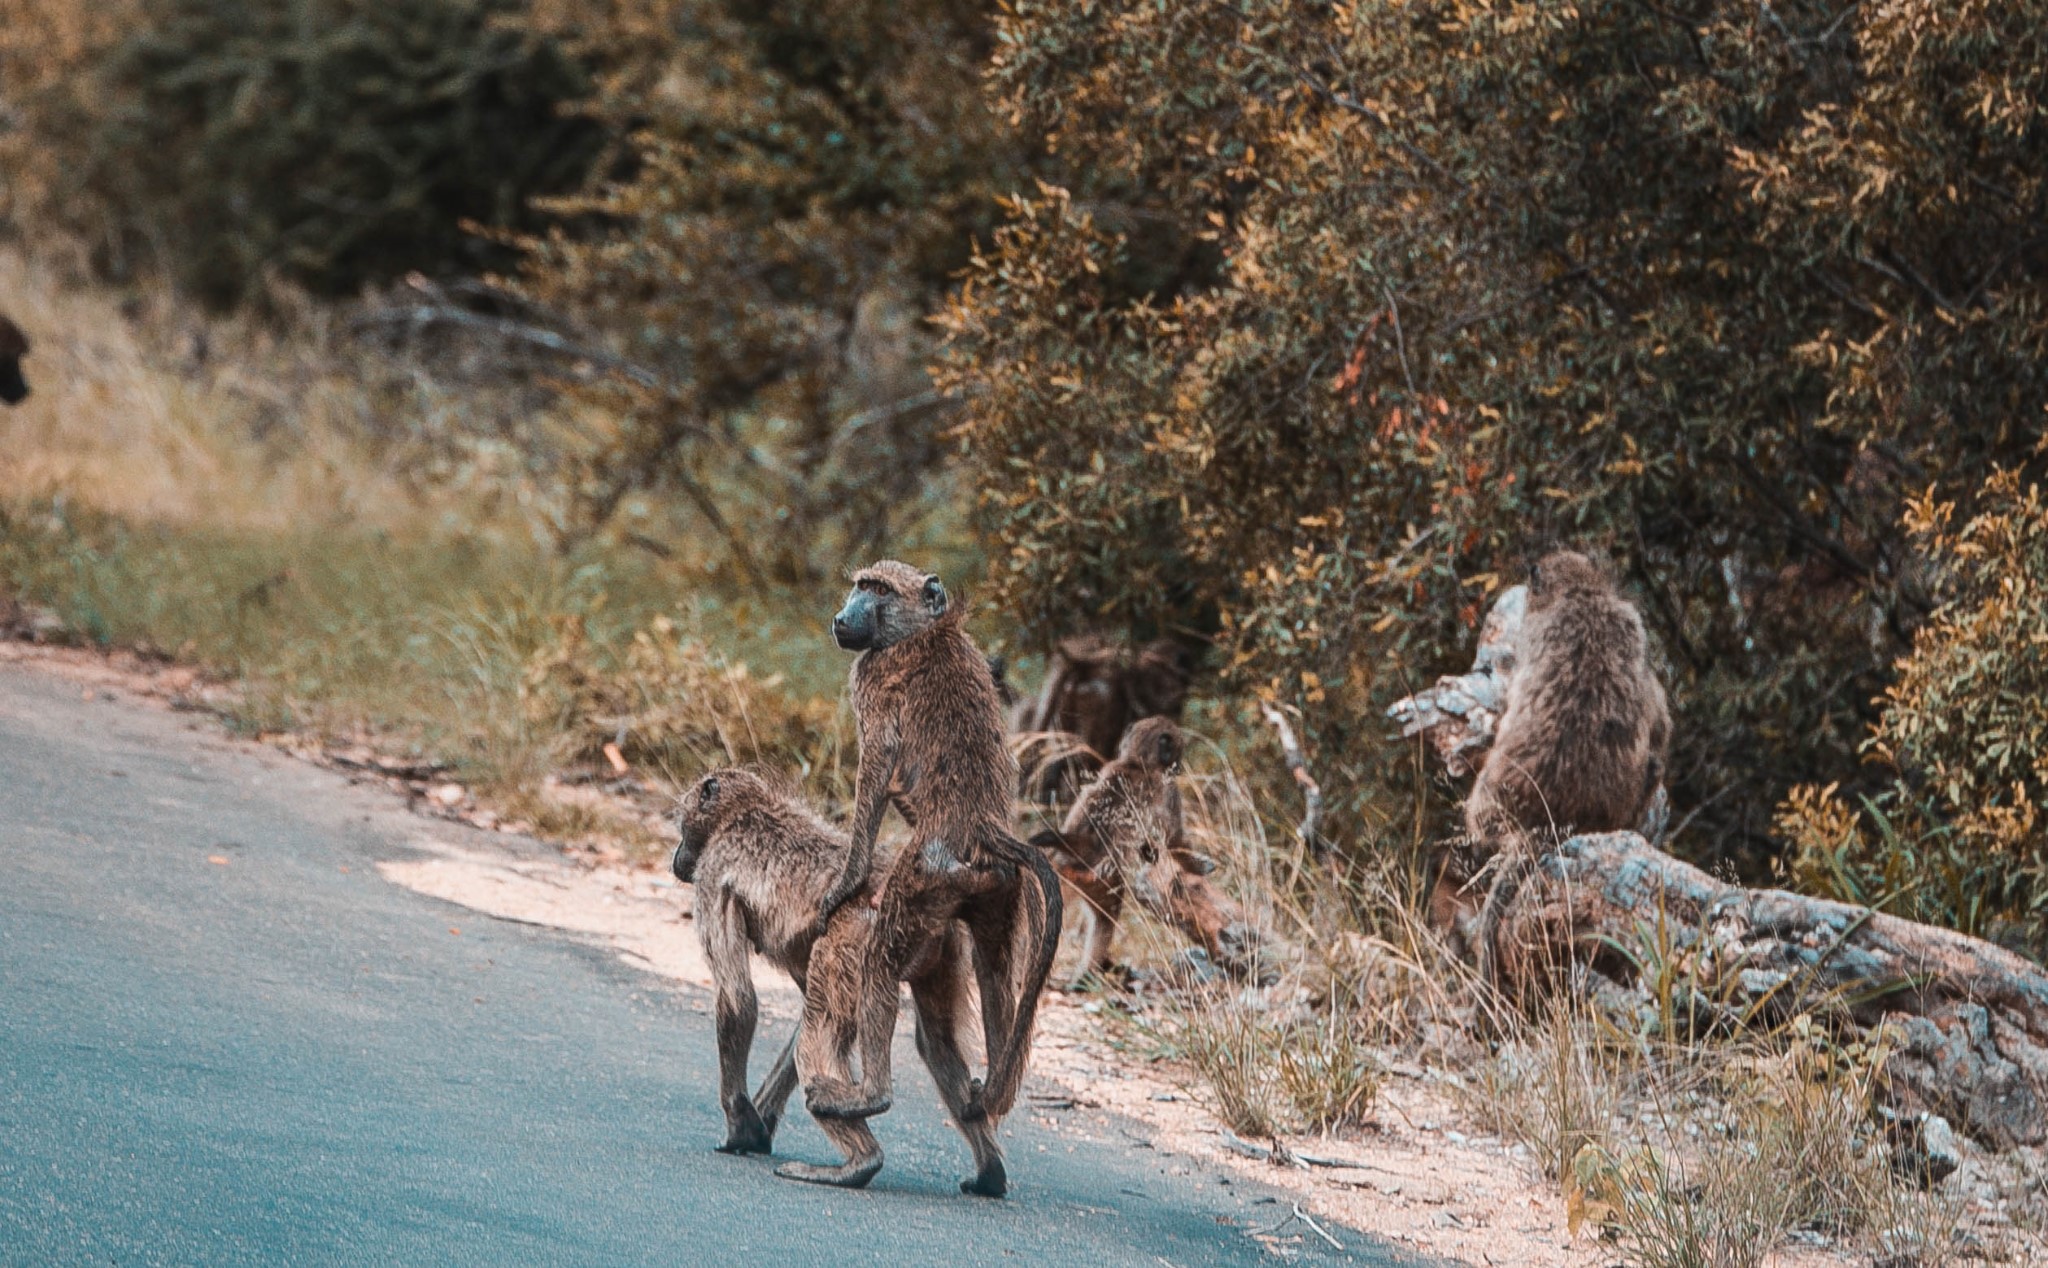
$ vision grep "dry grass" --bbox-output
[1079,738,2009,1266]
[0,248,853,855]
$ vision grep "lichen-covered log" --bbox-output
[1500,831,2048,1150]
[1385,584,1525,778]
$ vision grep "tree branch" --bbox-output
[1259,700,1329,859]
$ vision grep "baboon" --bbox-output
[1016,634,1197,800]
[1453,551,1670,985]
[0,315,30,405]
[1029,718,1257,986]
[669,767,1006,1193]
[808,561,1061,1169]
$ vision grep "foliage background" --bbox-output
[939,0,2048,885]
[4,0,2048,955]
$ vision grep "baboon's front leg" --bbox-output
[705,889,771,1154]
[1062,871,1123,990]
[816,729,898,932]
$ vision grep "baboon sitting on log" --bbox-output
[1449,551,1670,985]
[1016,634,1196,800]
[0,316,30,405]
[1030,718,1258,986]
[807,562,1061,1181]
[670,767,1005,1193]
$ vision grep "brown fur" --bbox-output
[670,767,1005,1193]
[808,561,1061,1181]
[1016,635,1196,800]
[0,315,30,406]
[1448,551,1671,985]
[1030,718,1256,985]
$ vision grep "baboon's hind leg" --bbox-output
[910,939,1007,1198]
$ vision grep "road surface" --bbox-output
[0,661,1434,1266]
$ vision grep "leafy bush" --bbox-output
[1781,448,2048,956]
[938,0,2048,869]
[1,0,604,303]
[513,0,1021,578]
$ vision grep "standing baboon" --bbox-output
[808,562,1061,1168]
[1452,551,1670,984]
[1029,718,1256,986]
[0,316,30,405]
[670,767,1006,1193]
[1016,634,1197,800]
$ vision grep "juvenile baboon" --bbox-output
[1453,551,1670,984]
[670,767,1006,1193]
[1029,717,1256,986]
[0,315,30,405]
[1017,634,1198,800]
[809,561,1061,1159]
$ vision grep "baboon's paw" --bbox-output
[960,1161,1008,1198]
[716,1100,774,1155]
[775,1158,881,1189]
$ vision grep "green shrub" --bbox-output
[4,0,604,304]
[1781,448,2048,957]
[513,0,1021,578]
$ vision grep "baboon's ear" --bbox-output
[1156,730,1178,768]
[922,574,948,617]
[700,774,720,806]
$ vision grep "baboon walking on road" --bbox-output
[1030,718,1256,986]
[670,767,1005,1193]
[0,316,31,405]
[807,561,1061,1175]
[1455,551,1670,985]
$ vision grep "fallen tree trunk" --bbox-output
[1388,588,2048,1151]
[1504,831,2048,1150]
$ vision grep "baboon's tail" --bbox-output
[979,838,1064,1120]
[1472,823,1534,992]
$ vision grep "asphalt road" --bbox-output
[0,662,1436,1267]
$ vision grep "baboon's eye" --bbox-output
[856,577,887,595]
[1139,843,1157,863]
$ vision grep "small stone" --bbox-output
[429,782,467,808]
[1884,1109,1962,1187]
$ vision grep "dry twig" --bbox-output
[1259,700,1328,860]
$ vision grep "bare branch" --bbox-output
[350,302,664,388]
[1259,700,1328,859]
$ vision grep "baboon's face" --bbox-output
[833,561,946,652]
[1119,717,1184,773]
[671,772,725,883]
[0,316,29,406]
